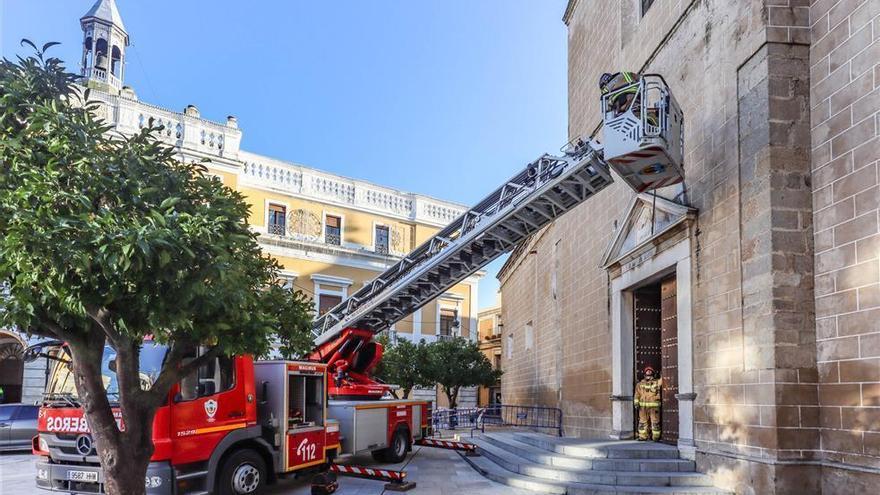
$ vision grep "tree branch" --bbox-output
[147,344,223,405]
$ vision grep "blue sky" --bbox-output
[1,0,570,310]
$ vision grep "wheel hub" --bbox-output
[232,463,260,494]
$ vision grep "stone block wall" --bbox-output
[500,0,877,491]
[809,0,880,484]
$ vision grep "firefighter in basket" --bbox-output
[600,71,659,126]
[634,366,662,441]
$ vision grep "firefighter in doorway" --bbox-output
[634,366,662,441]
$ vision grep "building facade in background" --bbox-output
[477,303,504,406]
[499,0,879,493]
[0,0,481,407]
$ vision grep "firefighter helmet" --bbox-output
[643,366,655,375]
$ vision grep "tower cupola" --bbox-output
[80,0,128,93]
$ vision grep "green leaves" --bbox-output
[373,334,432,399]
[0,43,289,360]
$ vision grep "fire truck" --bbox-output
[29,74,684,494]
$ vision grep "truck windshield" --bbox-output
[45,342,167,401]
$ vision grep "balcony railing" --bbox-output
[87,67,122,90]
[325,232,341,246]
[375,243,389,254]
[267,223,285,236]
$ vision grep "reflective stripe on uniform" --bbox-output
[638,401,661,407]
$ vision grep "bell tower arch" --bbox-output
[80,0,128,93]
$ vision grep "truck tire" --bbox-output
[372,426,410,463]
[217,449,267,495]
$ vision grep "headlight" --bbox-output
[38,436,49,453]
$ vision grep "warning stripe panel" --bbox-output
[330,463,407,480]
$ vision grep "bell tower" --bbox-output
[80,0,128,93]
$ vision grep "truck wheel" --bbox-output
[385,426,410,463]
[218,449,266,495]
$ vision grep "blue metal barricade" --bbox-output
[432,404,563,437]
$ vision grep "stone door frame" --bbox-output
[609,237,695,459]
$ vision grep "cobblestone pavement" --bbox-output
[1,446,535,495]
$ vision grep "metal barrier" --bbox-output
[432,404,563,437]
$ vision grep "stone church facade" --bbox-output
[498,0,879,493]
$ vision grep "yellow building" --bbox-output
[477,303,503,406]
[74,1,481,346]
[5,0,483,406]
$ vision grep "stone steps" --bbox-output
[478,432,697,472]
[472,437,711,486]
[462,431,731,495]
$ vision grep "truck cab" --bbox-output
[31,339,430,495]
[32,343,338,495]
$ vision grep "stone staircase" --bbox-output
[461,431,731,494]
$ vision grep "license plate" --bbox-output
[68,470,99,483]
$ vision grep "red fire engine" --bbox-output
[32,345,428,495]
[29,74,684,494]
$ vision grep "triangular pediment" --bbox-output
[601,193,696,268]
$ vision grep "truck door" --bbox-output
[170,352,246,465]
[285,369,327,471]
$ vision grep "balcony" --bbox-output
[86,67,122,90]
[267,223,286,236]
[325,232,341,246]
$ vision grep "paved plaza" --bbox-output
[0,446,535,495]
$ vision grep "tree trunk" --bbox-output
[69,338,158,495]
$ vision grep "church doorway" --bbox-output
[633,275,679,444]
[0,332,25,404]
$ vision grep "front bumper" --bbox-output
[35,459,173,495]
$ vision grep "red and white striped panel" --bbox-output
[416,438,476,451]
[609,147,664,164]
[329,463,407,481]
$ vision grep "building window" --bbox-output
[325,215,341,245]
[525,322,534,350]
[641,0,655,16]
[318,294,342,316]
[493,354,502,371]
[506,333,513,359]
[439,308,457,337]
[375,225,390,254]
[268,204,286,236]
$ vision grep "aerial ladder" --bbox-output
[306,74,685,400]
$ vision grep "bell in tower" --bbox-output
[79,0,129,94]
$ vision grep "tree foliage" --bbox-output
[423,337,501,409]
[0,42,310,494]
[373,334,431,399]
[269,286,315,359]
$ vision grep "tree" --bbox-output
[373,334,431,399]
[268,285,315,360]
[0,43,310,495]
[424,337,501,409]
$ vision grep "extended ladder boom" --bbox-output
[312,73,685,351]
[312,142,613,346]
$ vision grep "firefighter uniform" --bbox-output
[599,72,640,115]
[634,371,662,441]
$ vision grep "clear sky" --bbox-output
[1,0,570,310]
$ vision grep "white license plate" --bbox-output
[68,470,99,483]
